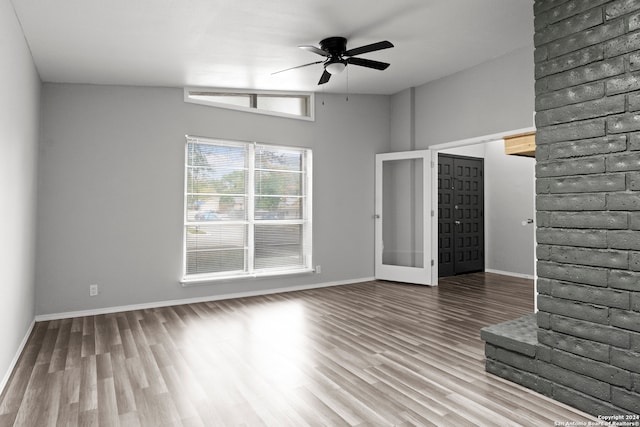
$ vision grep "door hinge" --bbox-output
[431,259,435,266]
[431,210,434,217]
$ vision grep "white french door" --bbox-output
[375,150,433,285]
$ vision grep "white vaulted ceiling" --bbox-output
[10,0,533,94]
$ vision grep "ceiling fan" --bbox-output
[273,36,394,85]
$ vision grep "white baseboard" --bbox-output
[1,319,35,397]
[485,269,535,280]
[35,277,375,322]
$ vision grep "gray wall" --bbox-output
[390,88,414,151]
[484,140,535,276]
[35,85,390,315]
[0,0,40,387]
[414,46,535,148]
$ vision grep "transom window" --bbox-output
[184,88,314,121]
[182,136,313,283]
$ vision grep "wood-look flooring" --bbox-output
[0,273,598,426]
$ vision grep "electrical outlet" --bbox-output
[315,265,321,274]
[89,284,98,296]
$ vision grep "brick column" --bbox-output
[534,0,640,416]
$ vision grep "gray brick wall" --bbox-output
[534,0,640,417]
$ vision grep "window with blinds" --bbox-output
[182,136,313,283]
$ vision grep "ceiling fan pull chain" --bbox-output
[346,67,349,102]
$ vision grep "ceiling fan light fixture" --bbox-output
[325,61,346,75]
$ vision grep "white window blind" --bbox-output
[183,136,312,283]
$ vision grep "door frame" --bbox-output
[375,150,433,285]
[428,126,536,290]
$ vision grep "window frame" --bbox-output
[184,87,315,121]
[181,136,313,285]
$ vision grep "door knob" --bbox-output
[455,220,461,225]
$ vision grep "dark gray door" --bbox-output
[438,155,456,277]
[438,154,484,277]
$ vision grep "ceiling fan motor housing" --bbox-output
[319,37,348,58]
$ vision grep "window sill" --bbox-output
[180,268,316,287]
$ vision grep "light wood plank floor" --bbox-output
[0,273,598,426]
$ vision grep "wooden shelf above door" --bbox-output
[504,131,536,157]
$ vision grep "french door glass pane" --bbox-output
[382,158,424,268]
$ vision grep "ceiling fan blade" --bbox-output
[346,57,390,70]
[344,40,394,57]
[272,61,324,75]
[299,45,329,57]
[318,70,331,85]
